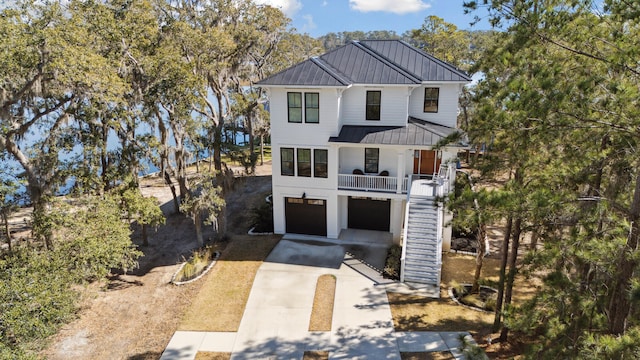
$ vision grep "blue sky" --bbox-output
[255,0,492,37]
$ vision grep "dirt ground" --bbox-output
[37,162,273,360]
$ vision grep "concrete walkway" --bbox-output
[160,239,476,359]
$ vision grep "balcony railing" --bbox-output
[338,174,408,193]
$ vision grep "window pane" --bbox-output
[314,149,328,178]
[305,93,319,123]
[288,92,302,123]
[364,148,379,173]
[280,148,294,176]
[423,87,439,113]
[297,148,311,177]
[366,91,381,120]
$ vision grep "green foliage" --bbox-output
[0,193,143,356]
[174,246,217,283]
[383,244,402,280]
[56,195,142,281]
[181,172,226,245]
[250,198,274,233]
[0,248,78,356]
[465,0,640,354]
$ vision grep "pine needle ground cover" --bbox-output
[179,235,280,331]
[308,274,336,331]
[388,254,536,335]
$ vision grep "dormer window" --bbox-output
[288,92,319,123]
[366,90,381,120]
[423,87,439,113]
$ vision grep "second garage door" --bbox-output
[285,197,327,236]
[348,196,390,232]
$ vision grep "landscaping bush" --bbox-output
[383,244,402,279]
[250,199,273,233]
[173,246,217,283]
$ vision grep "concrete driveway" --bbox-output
[160,235,475,359]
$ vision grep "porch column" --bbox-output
[330,145,340,190]
[396,150,405,193]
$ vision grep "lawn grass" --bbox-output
[303,351,329,360]
[178,235,280,331]
[308,274,336,331]
[400,352,454,360]
[195,352,231,360]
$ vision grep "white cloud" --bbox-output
[349,0,431,14]
[300,14,316,32]
[254,0,302,17]
[322,1,328,6]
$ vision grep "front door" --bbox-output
[413,150,441,176]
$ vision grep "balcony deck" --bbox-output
[337,174,409,193]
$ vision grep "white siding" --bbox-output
[409,84,461,128]
[341,86,410,126]
[269,88,341,146]
[270,87,341,192]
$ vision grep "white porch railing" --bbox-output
[338,174,408,193]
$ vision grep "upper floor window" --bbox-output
[281,148,294,176]
[297,148,311,177]
[366,90,381,120]
[305,93,319,123]
[288,92,319,123]
[364,148,379,173]
[423,87,439,113]
[314,149,328,178]
[288,92,302,123]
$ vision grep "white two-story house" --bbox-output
[257,40,470,288]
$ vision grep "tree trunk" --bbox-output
[2,211,10,252]
[101,121,109,193]
[163,170,179,215]
[213,124,223,172]
[156,109,169,179]
[471,223,487,294]
[142,223,149,246]
[499,216,522,342]
[608,172,640,335]
[194,210,203,246]
[493,216,512,332]
[260,134,264,166]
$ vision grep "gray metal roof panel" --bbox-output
[360,40,471,82]
[258,40,471,87]
[328,118,463,146]
[256,58,350,86]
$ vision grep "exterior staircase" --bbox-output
[401,195,442,292]
[401,174,450,297]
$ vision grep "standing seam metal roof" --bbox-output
[328,117,464,147]
[257,40,471,86]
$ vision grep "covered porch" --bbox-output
[329,118,463,194]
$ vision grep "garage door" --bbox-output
[348,196,390,232]
[285,197,327,236]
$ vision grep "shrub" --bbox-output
[250,199,273,233]
[383,245,402,279]
[173,247,216,283]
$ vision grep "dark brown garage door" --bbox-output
[348,196,390,232]
[285,197,327,236]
